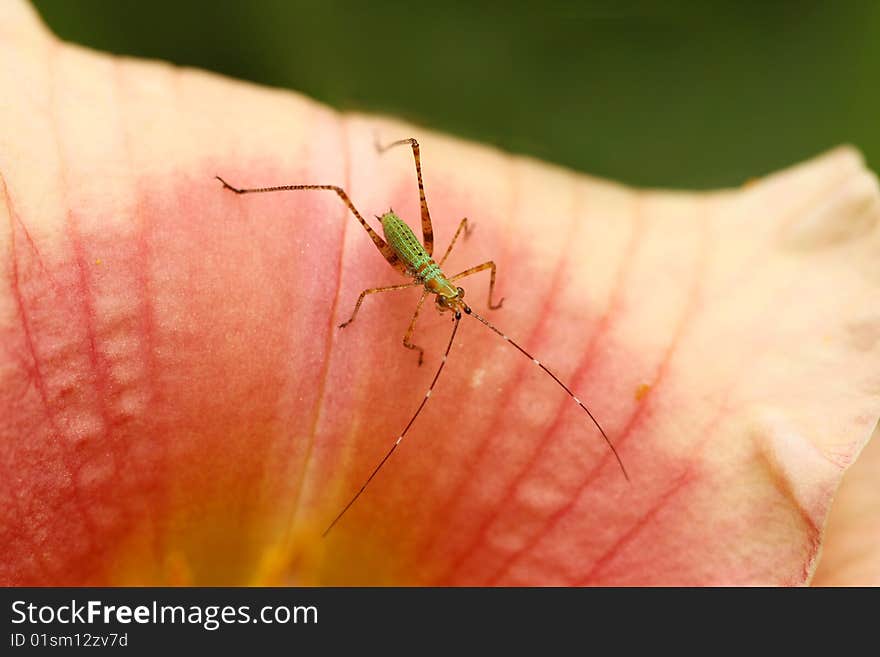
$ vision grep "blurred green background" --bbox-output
[32,0,879,189]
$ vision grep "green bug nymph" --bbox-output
[380,210,464,309]
[216,137,628,537]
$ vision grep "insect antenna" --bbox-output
[322,311,463,538]
[462,306,630,481]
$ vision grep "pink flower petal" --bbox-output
[0,0,878,585]
[813,425,880,585]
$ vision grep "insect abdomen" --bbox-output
[381,211,432,274]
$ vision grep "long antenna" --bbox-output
[323,311,463,538]
[464,307,629,481]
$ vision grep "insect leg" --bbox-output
[376,137,434,257]
[439,217,473,266]
[402,289,430,365]
[451,261,505,309]
[339,282,422,329]
[215,177,407,274]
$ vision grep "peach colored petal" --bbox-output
[812,425,880,585]
[1,0,878,585]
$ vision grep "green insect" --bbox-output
[216,137,628,537]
